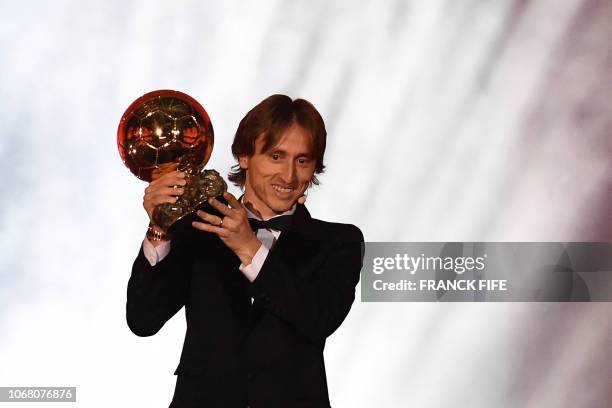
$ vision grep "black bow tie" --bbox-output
[248,215,293,232]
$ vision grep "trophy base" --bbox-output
[153,169,228,234]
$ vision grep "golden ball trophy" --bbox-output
[117,90,227,235]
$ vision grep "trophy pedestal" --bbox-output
[152,169,227,234]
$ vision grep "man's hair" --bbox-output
[228,94,327,188]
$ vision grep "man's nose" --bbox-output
[280,161,297,184]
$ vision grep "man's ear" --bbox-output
[238,156,248,170]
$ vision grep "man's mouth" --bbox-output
[272,184,295,194]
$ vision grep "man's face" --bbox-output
[241,123,316,219]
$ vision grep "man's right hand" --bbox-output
[143,170,186,225]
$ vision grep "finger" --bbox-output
[160,177,186,189]
[149,187,185,199]
[150,171,186,188]
[192,221,226,236]
[145,194,181,209]
[151,195,179,206]
[160,170,185,181]
[208,197,234,217]
[144,199,177,218]
[144,196,178,219]
[195,210,224,226]
[147,181,185,196]
[152,165,174,181]
[223,192,242,210]
[150,185,183,198]
[158,186,185,196]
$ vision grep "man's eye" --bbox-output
[271,153,280,160]
[298,158,309,165]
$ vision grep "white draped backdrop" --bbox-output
[1,0,611,407]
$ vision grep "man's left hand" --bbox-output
[192,192,261,265]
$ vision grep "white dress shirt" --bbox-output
[142,200,296,282]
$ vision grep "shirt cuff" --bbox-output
[239,242,270,282]
[142,238,171,266]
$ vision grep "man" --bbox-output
[127,94,364,407]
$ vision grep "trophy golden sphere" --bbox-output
[117,89,214,181]
[117,90,226,233]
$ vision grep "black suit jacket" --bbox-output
[126,204,364,407]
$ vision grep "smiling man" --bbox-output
[127,94,364,408]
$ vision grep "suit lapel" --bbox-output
[243,204,321,337]
[267,204,321,275]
